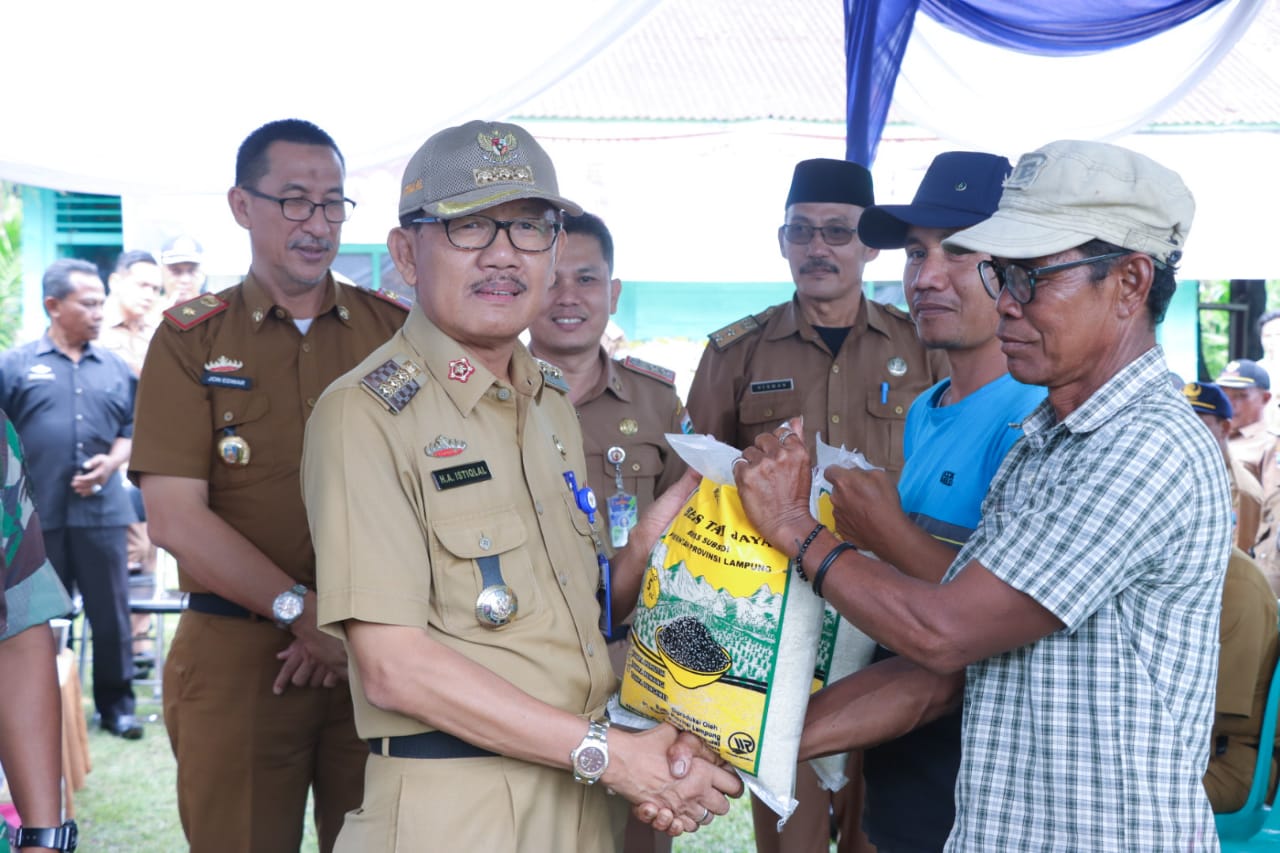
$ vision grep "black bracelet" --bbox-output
[792,523,825,580]
[813,542,855,599]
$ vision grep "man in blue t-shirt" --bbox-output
[797,152,1045,852]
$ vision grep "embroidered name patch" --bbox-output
[749,379,794,394]
[202,372,252,390]
[431,461,493,491]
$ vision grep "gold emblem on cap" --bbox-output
[477,129,518,164]
[887,357,908,377]
[619,418,639,436]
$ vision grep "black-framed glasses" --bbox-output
[978,251,1129,305]
[779,222,857,246]
[241,186,356,223]
[412,214,562,253]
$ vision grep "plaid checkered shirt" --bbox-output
[943,347,1232,852]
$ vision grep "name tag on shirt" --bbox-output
[749,379,794,394]
[201,371,253,390]
[432,461,493,491]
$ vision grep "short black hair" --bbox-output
[115,249,158,274]
[1258,309,1280,336]
[563,212,615,274]
[1078,238,1177,326]
[43,258,100,303]
[235,119,344,188]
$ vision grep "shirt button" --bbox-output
[302,343,312,353]
[307,397,317,407]
[586,643,596,657]
[831,364,840,374]
[75,413,83,421]
[497,388,511,401]
[274,307,287,319]
[831,414,841,424]
[763,408,773,417]
[631,463,640,472]
[535,502,544,514]
[559,574,569,586]
[895,406,904,414]
[75,387,83,394]
[223,412,234,422]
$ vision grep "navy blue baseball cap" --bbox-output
[1183,381,1233,420]
[1216,359,1271,391]
[859,152,1013,250]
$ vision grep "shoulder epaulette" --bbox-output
[707,311,768,352]
[163,293,229,331]
[537,359,571,394]
[880,302,912,322]
[356,285,412,311]
[360,358,423,414]
[620,356,676,386]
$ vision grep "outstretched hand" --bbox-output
[732,417,818,557]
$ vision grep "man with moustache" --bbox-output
[129,119,408,852]
[0,258,139,742]
[686,157,947,853]
[301,120,740,852]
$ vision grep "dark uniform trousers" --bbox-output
[44,525,134,720]
[164,611,366,853]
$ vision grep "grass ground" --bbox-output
[68,613,816,852]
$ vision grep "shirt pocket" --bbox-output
[737,387,802,447]
[593,443,663,503]
[431,507,542,633]
[864,388,913,473]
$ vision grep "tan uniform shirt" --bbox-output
[129,272,408,590]
[1206,547,1279,811]
[1230,420,1272,482]
[97,318,157,377]
[686,295,948,475]
[576,347,689,515]
[303,307,617,739]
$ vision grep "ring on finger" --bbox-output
[776,428,795,444]
[698,807,713,825]
[732,455,749,470]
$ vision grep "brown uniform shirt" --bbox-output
[129,272,407,591]
[576,347,689,516]
[1206,547,1279,810]
[304,307,616,739]
[686,295,948,475]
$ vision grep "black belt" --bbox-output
[186,593,259,620]
[369,730,496,760]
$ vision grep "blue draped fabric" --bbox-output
[845,0,1231,165]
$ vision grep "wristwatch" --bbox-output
[570,719,611,785]
[271,583,308,629]
[10,819,78,851]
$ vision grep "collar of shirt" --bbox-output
[240,271,353,331]
[400,306,546,416]
[1022,346,1168,439]
[584,346,630,405]
[36,331,101,362]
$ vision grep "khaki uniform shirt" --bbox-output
[1206,547,1279,810]
[129,272,407,591]
[1230,420,1272,482]
[576,347,689,515]
[97,318,157,377]
[303,307,616,740]
[686,295,948,475]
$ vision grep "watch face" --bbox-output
[576,745,607,777]
[274,592,303,623]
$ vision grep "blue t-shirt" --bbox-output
[863,372,1046,852]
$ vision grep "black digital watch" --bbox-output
[10,819,78,851]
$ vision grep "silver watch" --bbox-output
[571,719,611,785]
[272,583,307,628]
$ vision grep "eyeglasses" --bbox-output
[779,223,858,246]
[241,187,356,223]
[978,251,1129,305]
[412,214,562,253]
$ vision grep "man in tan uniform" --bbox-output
[687,157,947,853]
[100,250,161,376]
[130,119,408,853]
[1219,359,1272,480]
[1185,382,1263,552]
[527,210,689,853]
[301,120,740,853]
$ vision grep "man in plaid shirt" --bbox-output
[731,140,1231,851]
